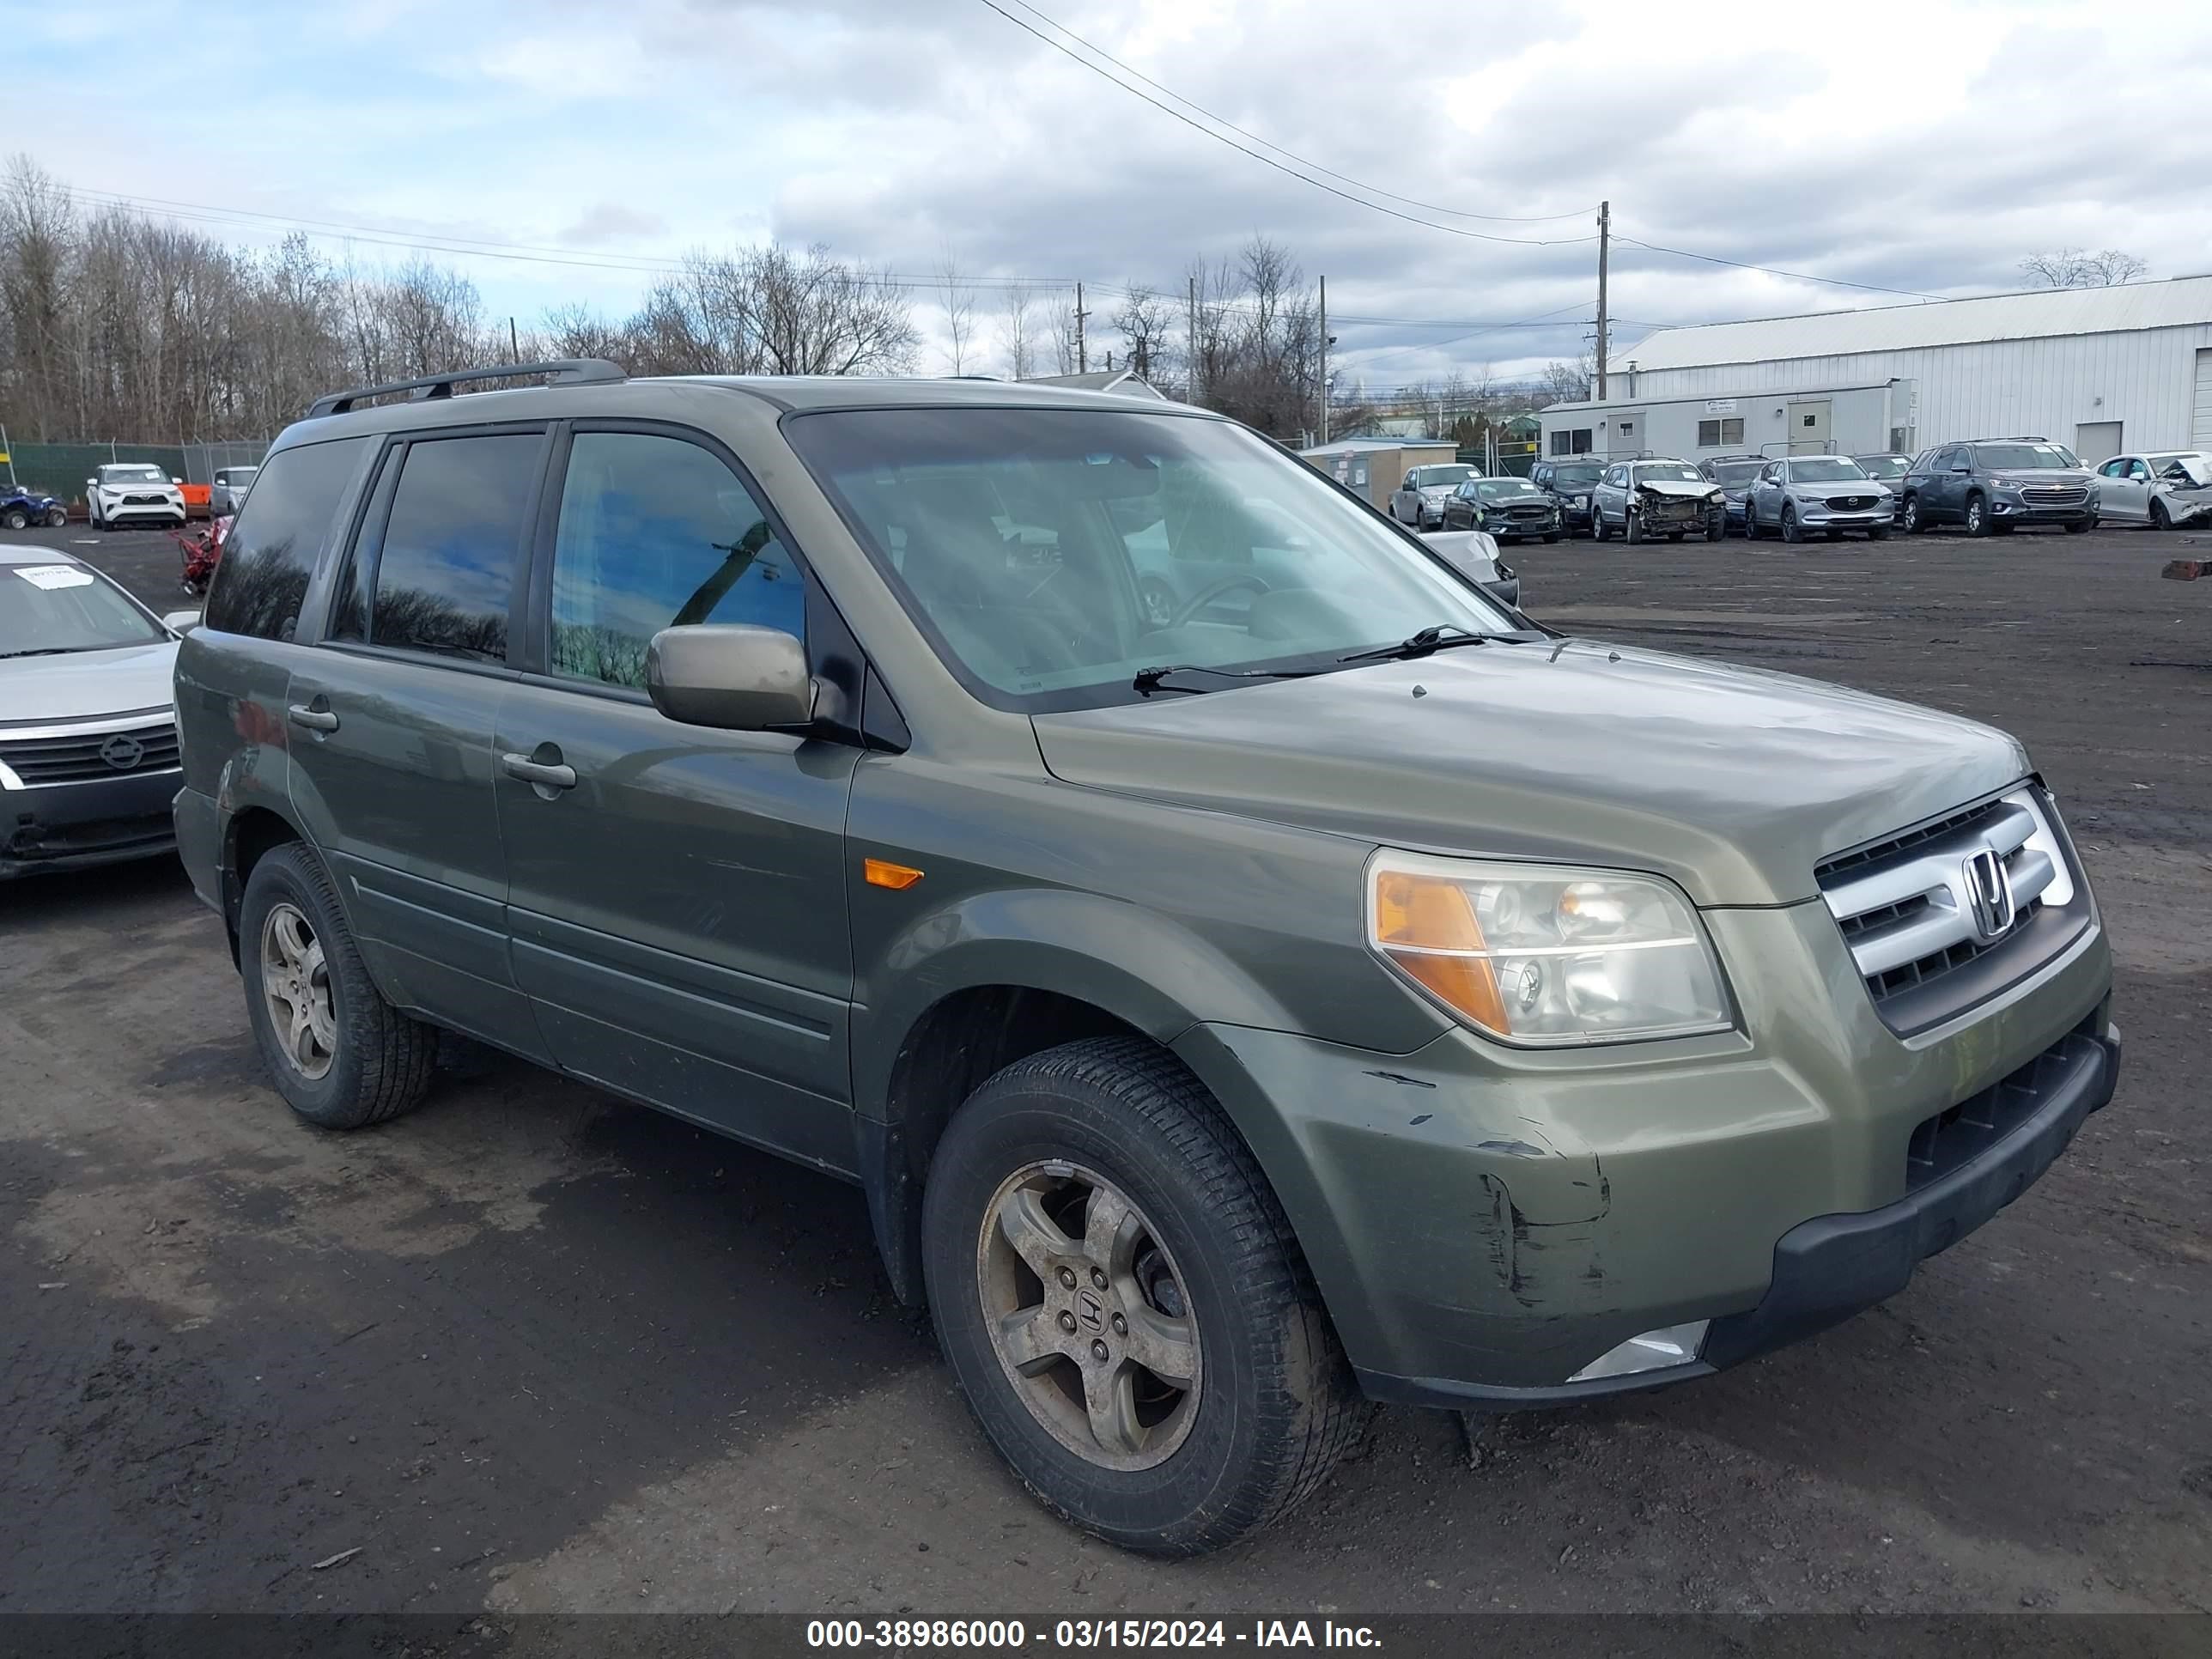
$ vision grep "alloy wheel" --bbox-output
[976,1160,1201,1471]
[260,902,337,1080]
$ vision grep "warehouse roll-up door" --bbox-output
[2194,349,2212,450]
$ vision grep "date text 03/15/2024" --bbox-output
[805,1620,1383,1649]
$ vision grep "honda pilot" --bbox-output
[173,362,2120,1557]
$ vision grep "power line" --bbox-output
[971,1,1596,250]
[1615,234,1944,302]
[1000,0,1596,226]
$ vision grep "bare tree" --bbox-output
[935,244,976,375]
[1539,350,1595,404]
[2020,247,2148,288]
[997,283,1036,380]
[1114,284,1175,386]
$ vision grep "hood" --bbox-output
[1794,479,1893,496]
[1632,479,1719,500]
[1032,640,2029,907]
[0,640,179,724]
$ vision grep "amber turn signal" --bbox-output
[1370,868,1509,1033]
[864,858,925,890]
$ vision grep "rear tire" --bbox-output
[921,1037,1364,1557]
[46,506,67,528]
[239,842,436,1131]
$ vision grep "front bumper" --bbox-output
[1796,507,1891,531]
[1991,495,2094,525]
[100,504,187,523]
[0,769,182,878]
[1483,518,1559,541]
[1174,893,2115,1407]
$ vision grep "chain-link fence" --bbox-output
[1,438,272,512]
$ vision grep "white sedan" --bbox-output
[86,463,187,529]
[2092,451,2212,530]
[0,545,199,878]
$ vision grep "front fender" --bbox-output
[852,885,1302,1121]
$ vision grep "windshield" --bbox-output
[223,468,258,484]
[786,408,1516,712]
[1413,465,1474,488]
[2149,453,2211,484]
[1788,459,1869,483]
[1975,443,2077,471]
[1476,480,1539,499]
[1854,456,1908,477]
[99,465,168,484]
[1632,464,1704,483]
[1547,464,1601,488]
[1705,462,1764,485]
[1,563,166,655]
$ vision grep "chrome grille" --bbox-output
[1825,495,1876,511]
[2021,485,2087,505]
[0,721,181,784]
[121,493,168,506]
[1817,790,2085,1033]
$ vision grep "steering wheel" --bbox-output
[1167,574,1271,629]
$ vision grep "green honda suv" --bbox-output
[173,362,2119,1556]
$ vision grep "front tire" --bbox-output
[2151,501,2172,532]
[0,508,25,532]
[1625,509,1644,544]
[1781,505,1803,544]
[921,1037,1364,1556]
[239,842,435,1131]
[1964,495,1989,537]
[1591,507,1610,542]
[1900,493,1923,534]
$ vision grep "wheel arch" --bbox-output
[219,802,308,964]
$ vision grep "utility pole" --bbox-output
[509,316,520,359]
[1188,273,1199,404]
[1317,275,1328,445]
[1074,283,1088,374]
[1594,200,1610,404]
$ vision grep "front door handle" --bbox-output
[501,751,577,791]
[287,702,339,733]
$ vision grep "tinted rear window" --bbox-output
[204,437,369,640]
[366,434,541,662]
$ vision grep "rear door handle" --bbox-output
[501,752,577,791]
[287,702,339,732]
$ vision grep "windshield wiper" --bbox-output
[0,647,80,659]
[1337,624,1516,665]
[1132,663,1326,696]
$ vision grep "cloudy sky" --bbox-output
[12,0,2212,389]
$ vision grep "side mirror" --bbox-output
[647,624,817,732]
[171,477,184,485]
[161,609,202,634]
[1950,463,1971,473]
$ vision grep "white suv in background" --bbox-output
[86,464,187,529]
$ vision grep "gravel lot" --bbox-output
[3,520,2208,1624]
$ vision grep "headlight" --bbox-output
[1365,852,1732,1046]
[1705,489,1723,505]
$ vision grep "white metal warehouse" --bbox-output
[1540,275,2212,467]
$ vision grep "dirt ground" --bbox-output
[2,520,2208,1626]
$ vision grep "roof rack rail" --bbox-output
[304,358,624,420]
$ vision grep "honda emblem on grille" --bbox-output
[1962,848,2014,942]
[99,733,145,771]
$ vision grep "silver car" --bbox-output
[1389,463,1479,530]
[1743,455,1894,542]
[210,465,260,517]
[2093,451,2212,531]
[1589,458,1726,543]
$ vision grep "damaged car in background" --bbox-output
[2093,450,2212,530]
[1590,457,1727,543]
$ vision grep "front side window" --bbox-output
[204,437,369,640]
[364,434,540,662]
[786,408,1514,713]
[550,430,805,689]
